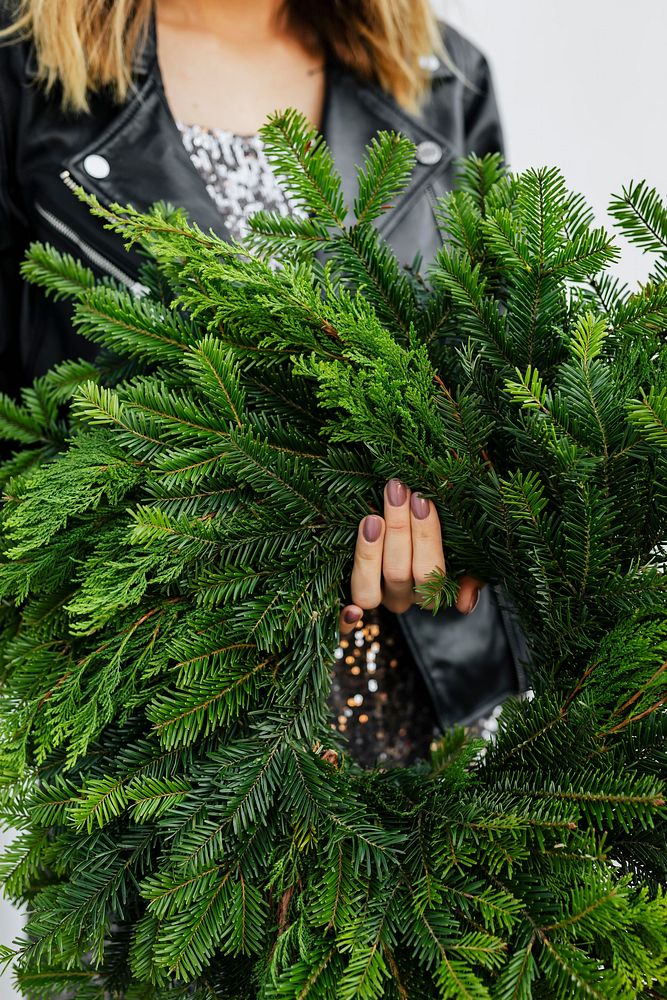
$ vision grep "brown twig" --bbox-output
[383,946,409,999]
[606,694,667,736]
[276,885,295,936]
[562,658,603,711]
[611,657,667,717]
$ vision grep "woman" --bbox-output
[0,0,529,767]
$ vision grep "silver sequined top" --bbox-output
[177,122,307,245]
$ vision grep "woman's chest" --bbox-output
[154,8,326,135]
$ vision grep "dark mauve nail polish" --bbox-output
[386,478,407,506]
[362,515,382,542]
[410,493,430,520]
[343,607,360,623]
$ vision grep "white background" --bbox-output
[435,0,667,288]
[1,2,666,997]
[0,827,21,999]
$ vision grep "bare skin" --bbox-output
[155,0,486,634]
[156,0,326,133]
[339,482,484,638]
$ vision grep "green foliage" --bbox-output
[0,106,666,997]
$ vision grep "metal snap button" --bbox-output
[419,53,441,72]
[83,154,110,179]
[415,140,443,166]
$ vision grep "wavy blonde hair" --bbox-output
[0,0,452,114]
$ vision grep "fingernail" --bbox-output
[343,607,360,624]
[465,588,480,614]
[362,515,382,542]
[386,479,407,507]
[410,493,430,520]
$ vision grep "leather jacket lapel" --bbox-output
[320,62,456,240]
[63,14,231,243]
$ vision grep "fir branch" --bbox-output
[1,107,666,1000]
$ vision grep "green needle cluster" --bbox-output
[0,108,665,998]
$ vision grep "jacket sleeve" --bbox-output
[397,583,531,729]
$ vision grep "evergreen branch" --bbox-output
[353,132,416,227]
[608,180,667,256]
[258,107,347,227]
[1,108,667,999]
[626,389,667,447]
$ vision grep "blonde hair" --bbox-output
[0,0,453,114]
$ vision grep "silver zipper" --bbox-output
[60,169,81,194]
[34,171,148,297]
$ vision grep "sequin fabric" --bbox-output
[330,604,443,767]
[175,121,497,769]
[176,122,308,246]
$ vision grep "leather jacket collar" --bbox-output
[58,7,458,255]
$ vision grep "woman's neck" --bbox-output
[158,0,291,43]
[155,0,326,135]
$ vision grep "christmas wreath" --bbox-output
[0,110,666,998]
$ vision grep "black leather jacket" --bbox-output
[0,11,532,728]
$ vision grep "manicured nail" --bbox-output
[362,515,382,542]
[410,493,430,520]
[386,478,407,507]
[343,607,360,624]
[466,588,480,614]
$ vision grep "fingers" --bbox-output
[350,514,385,609]
[339,604,363,637]
[455,575,487,615]
[410,493,446,606]
[349,482,486,619]
[381,479,415,613]
[408,496,484,613]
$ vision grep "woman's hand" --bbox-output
[339,479,486,637]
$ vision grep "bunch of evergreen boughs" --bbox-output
[0,108,666,999]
